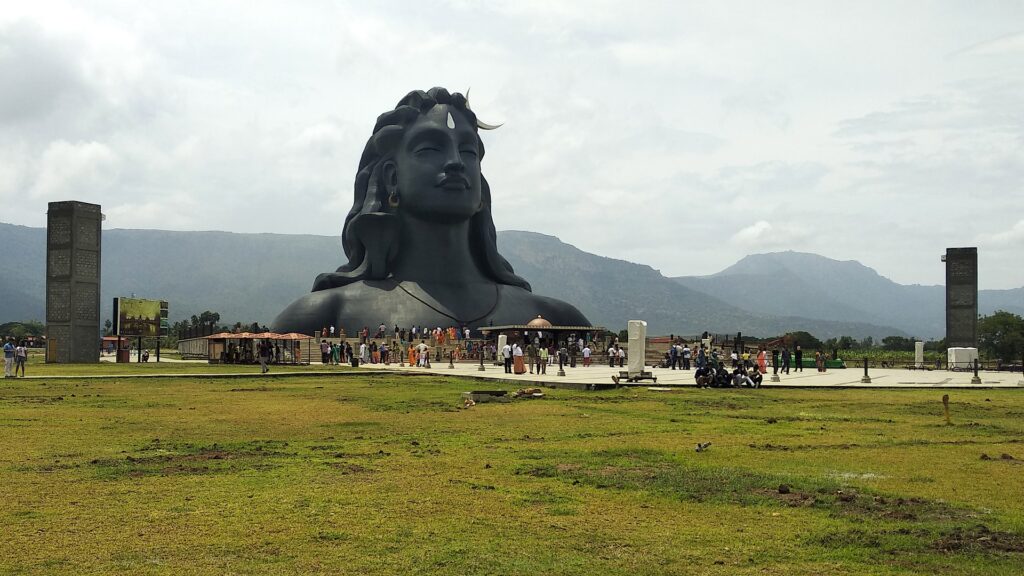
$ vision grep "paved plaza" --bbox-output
[356,359,1024,389]
[85,354,1024,388]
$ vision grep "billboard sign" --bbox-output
[113,298,169,337]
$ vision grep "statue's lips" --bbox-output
[437,176,470,191]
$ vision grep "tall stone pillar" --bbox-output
[627,320,647,377]
[45,201,102,363]
[943,247,977,349]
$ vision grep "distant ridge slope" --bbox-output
[674,251,1023,339]
[3,223,1016,338]
[495,232,906,338]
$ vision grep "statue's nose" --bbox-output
[443,148,465,172]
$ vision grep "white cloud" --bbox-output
[977,220,1024,247]
[952,31,1024,57]
[29,139,120,200]
[0,1,1022,289]
[730,220,810,249]
[105,196,199,229]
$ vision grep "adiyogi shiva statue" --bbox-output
[271,88,590,335]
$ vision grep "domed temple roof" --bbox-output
[525,315,553,329]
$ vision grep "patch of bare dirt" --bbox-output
[935,525,1024,554]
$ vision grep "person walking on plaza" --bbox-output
[617,346,625,368]
[14,340,27,377]
[582,344,591,367]
[669,343,679,370]
[512,342,526,374]
[538,345,548,374]
[608,343,617,368]
[258,340,270,374]
[795,345,803,372]
[417,340,430,368]
[682,343,691,370]
[320,340,330,364]
[502,341,513,373]
[780,346,790,374]
[757,348,767,374]
[526,342,537,374]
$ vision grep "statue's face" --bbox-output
[390,105,483,222]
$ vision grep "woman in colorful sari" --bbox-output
[512,342,526,374]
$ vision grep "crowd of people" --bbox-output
[305,322,841,387]
[658,338,839,387]
[322,324,474,346]
[498,341,586,374]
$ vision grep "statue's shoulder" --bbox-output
[271,281,395,333]
[498,285,591,326]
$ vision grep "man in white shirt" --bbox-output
[582,345,592,367]
[502,343,513,373]
[416,340,430,367]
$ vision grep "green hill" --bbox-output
[673,251,1024,340]
[0,222,964,338]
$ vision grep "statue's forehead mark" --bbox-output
[446,112,455,130]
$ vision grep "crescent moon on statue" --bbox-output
[476,120,503,130]
[465,87,503,130]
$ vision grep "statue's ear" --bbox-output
[382,161,398,196]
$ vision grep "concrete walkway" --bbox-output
[25,357,1024,388]
[355,359,1024,389]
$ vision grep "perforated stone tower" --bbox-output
[45,201,102,363]
[943,247,977,349]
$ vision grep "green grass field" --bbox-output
[2,371,1022,575]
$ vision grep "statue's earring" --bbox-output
[388,190,400,209]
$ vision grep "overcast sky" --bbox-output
[2,1,1022,288]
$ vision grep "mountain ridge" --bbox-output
[673,251,1023,339]
[3,222,1019,339]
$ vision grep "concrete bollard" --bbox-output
[861,357,871,384]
